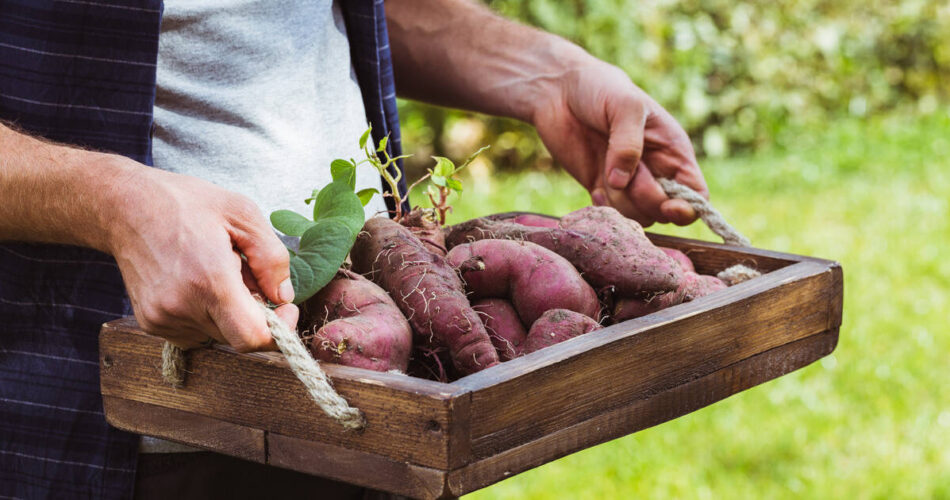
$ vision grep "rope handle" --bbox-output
[658,178,761,286]
[161,302,366,431]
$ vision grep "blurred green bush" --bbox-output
[398,0,950,174]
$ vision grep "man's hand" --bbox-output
[530,58,708,227]
[106,162,298,351]
[0,123,297,351]
[387,0,708,227]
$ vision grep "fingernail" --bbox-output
[278,279,294,303]
[607,168,632,188]
[591,189,607,206]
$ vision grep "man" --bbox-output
[0,0,707,497]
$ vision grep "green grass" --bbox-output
[415,110,950,499]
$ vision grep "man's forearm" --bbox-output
[0,123,133,253]
[386,0,590,123]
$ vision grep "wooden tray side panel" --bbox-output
[99,326,466,469]
[102,396,454,499]
[103,396,266,463]
[459,261,841,459]
[447,328,839,496]
[645,233,801,275]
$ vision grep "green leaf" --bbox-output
[304,187,321,205]
[291,182,366,303]
[312,180,365,236]
[446,177,463,193]
[431,156,455,177]
[289,221,357,303]
[431,174,447,187]
[376,135,389,153]
[427,184,440,200]
[356,188,379,206]
[457,145,490,172]
[270,210,315,237]
[331,159,356,190]
[359,126,372,149]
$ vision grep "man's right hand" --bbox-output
[105,160,299,351]
[0,123,297,351]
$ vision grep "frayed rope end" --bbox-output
[717,264,762,286]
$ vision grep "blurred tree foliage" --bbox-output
[398,0,950,175]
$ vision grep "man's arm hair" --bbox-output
[386,0,588,124]
[0,121,135,253]
[0,120,295,352]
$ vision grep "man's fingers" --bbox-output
[240,258,264,296]
[627,163,670,224]
[208,271,278,353]
[603,96,647,190]
[592,186,655,227]
[660,198,698,226]
[228,197,294,305]
[273,303,300,334]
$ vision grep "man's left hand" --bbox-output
[530,57,708,228]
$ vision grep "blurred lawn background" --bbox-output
[401,1,950,498]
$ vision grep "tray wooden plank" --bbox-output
[645,232,799,275]
[456,260,841,458]
[100,319,471,469]
[99,233,843,499]
[101,397,449,499]
[445,328,838,496]
[103,396,266,462]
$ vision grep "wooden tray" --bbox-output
[99,233,842,499]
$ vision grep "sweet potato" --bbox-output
[445,206,683,295]
[660,247,695,273]
[400,207,446,256]
[350,216,499,375]
[612,272,727,322]
[472,298,527,361]
[446,239,601,325]
[300,270,412,372]
[523,309,601,354]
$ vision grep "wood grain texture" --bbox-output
[103,396,266,462]
[645,233,799,275]
[446,328,838,496]
[267,433,450,499]
[100,323,468,469]
[98,232,843,499]
[454,260,841,458]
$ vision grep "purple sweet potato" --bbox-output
[400,208,446,256]
[660,247,695,273]
[508,214,560,228]
[612,272,727,322]
[472,298,527,361]
[522,309,601,354]
[350,216,499,375]
[446,239,601,325]
[445,206,683,296]
[300,270,412,372]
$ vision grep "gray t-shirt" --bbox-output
[144,0,384,454]
[152,0,386,219]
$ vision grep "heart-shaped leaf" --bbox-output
[331,159,356,190]
[431,156,455,177]
[356,188,379,206]
[270,210,315,236]
[289,220,356,304]
[312,181,364,235]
